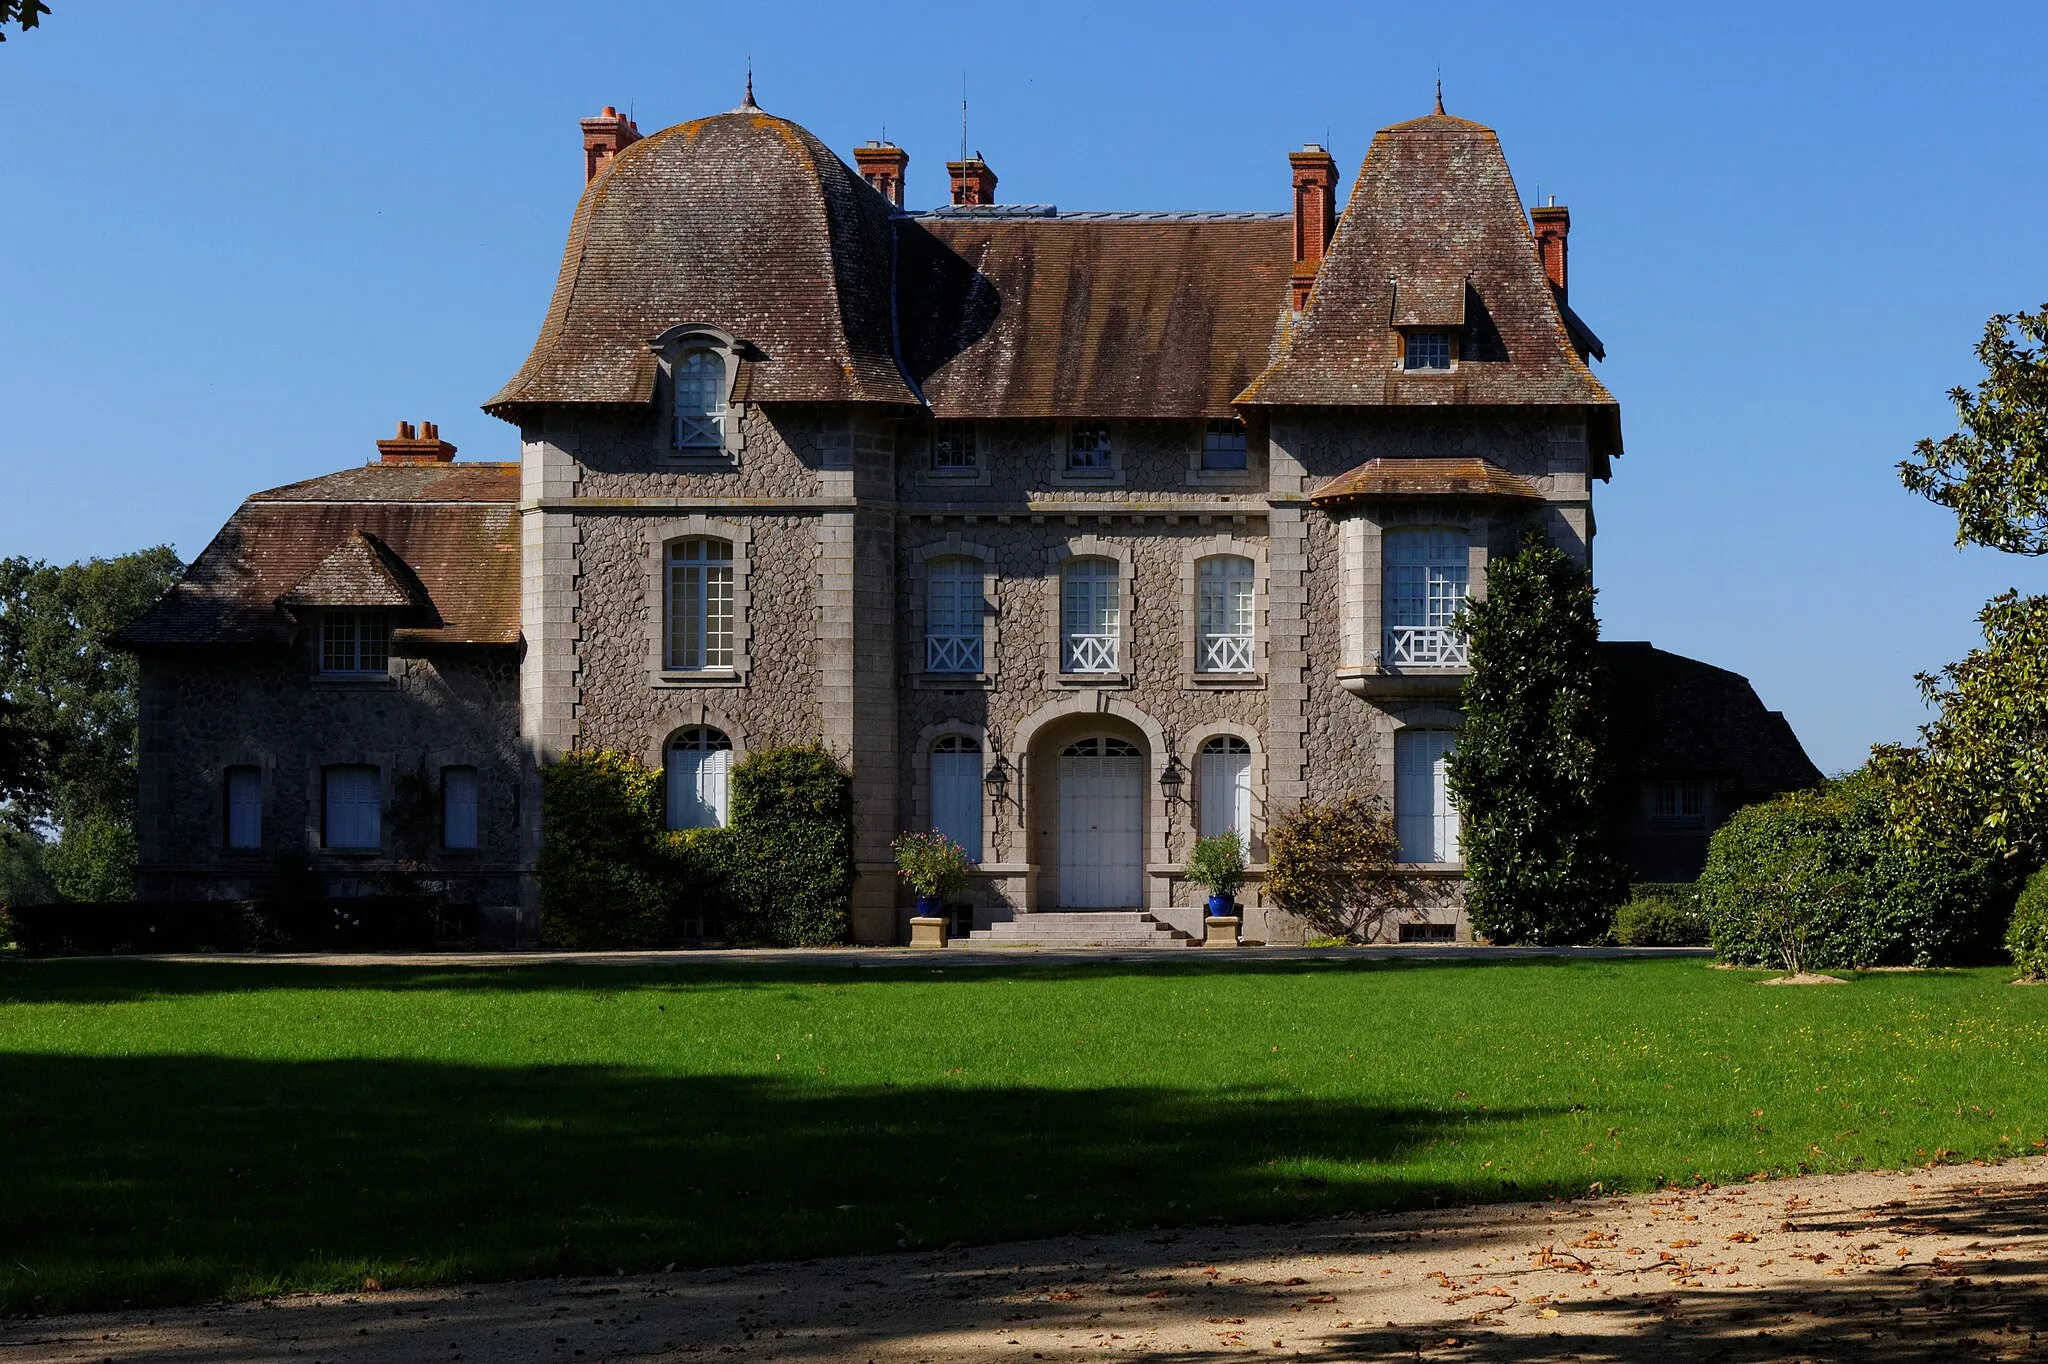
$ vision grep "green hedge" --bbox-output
[1698,768,2017,969]
[539,745,852,950]
[2009,868,2048,980]
[1611,895,1708,947]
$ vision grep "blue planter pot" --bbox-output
[1206,893,1235,917]
[915,895,945,917]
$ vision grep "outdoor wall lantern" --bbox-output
[984,754,1012,818]
[1158,753,1186,805]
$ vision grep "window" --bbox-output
[1403,330,1453,371]
[224,766,261,850]
[323,765,381,850]
[1196,556,1256,673]
[1395,730,1459,863]
[926,557,984,674]
[442,766,479,850]
[931,422,977,472]
[1383,529,1470,668]
[1061,557,1120,673]
[320,610,389,675]
[667,538,735,671]
[1198,736,1253,845]
[666,727,733,830]
[1398,921,1456,942]
[674,349,727,449]
[930,735,984,862]
[1202,419,1248,471]
[1067,421,1113,472]
[1652,780,1708,827]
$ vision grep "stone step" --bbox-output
[967,911,1196,949]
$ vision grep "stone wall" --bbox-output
[135,645,523,907]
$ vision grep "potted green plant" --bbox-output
[893,830,973,947]
[1186,831,1247,945]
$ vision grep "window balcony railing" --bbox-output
[1198,633,1255,673]
[926,634,983,674]
[1062,632,1120,674]
[1383,625,1469,670]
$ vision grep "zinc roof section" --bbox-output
[1238,112,1617,422]
[486,110,917,416]
[898,216,1295,419]
[121,465,520,648]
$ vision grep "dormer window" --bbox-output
[1403,330,1453,372]
[932,421,977,472]
[674,349,727,448]
[320,610,389,676]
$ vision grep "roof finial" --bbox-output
[743,58,756,109]
[1434,72,1444,115]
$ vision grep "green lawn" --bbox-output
[1,955,2044,1316]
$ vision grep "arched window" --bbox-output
[1196,555,1256,673]
[666,727,733,830]
[1198,736,1253,844]
[674,349,727,449]
[926,557,984,673]
[1061,557,1120,673]
[1383,529,1470,668]
[1395,728,1460,863]
[667,538,734,671]
[929,735,983,861]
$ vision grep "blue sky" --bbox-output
[2,1,2042,773]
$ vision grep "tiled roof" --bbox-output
[1238,111,1619,437]
[486,110,918,416]
[120,464,520,648]
[276,530,425,609]
[1601,643,1823,794]
[1308,457,1543,508]
[898,216,1295,419]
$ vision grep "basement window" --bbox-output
[1398,921,1456,943]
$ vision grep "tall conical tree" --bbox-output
[1447,529,1626,944]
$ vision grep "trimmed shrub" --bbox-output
[1700,768,2017,968]
[1611,895,1708,947]
[1265,793,1410,941]
[538,750,674,949]
[2009,868,2048,980]
[727,744,852,947]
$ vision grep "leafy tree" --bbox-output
[1447,529,1626,944]
[0,548,183,833]
[1,1,51,41]
[1899,306,2048,555]
[42,811,137,903]
[1264,792,1408,941]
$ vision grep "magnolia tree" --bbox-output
[1446,530,1626,944]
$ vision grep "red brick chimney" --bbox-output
[1289,145,1338,310]
[580,105,642,184]
[1531,200,1570,301]
[947,155,997,206]
[376,420,457,466]
[854,140,909,208]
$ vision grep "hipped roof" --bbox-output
[1309,457,1542,509]
[119,464,521,648]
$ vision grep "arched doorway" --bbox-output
[1057,736,1144,907]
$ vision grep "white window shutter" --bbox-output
[930,748,984,862]
[443,767,479,849]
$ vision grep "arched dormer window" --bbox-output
[674,349,727,449]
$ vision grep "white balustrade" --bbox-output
[1199,633,1255,673]
[1383,625,1468,669]
[1063,632,1119,673]
[926,634,983,673]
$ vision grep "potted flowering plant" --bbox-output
[893,830,974,947]
[1186,832,1247,946]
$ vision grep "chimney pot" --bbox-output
[579,104,643,184]
[853,140,910,208]
[1530,203,1570,300]
[946,156,997,207]
[1287,145,1339,310]
[376,419,457,466]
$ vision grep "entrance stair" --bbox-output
[966,911,1196,949]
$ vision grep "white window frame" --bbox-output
[925,556,985,674]
[442,765,479,850]
[1197,736,1253,846]
[666,727,734,830]
[929,734,985,863]
[323,765,382,851]
[667,537,735,672]
[930,421,977,474]
[224,766,262,850]
[1061,557,1121,674]
[319,610,389,676]
[1067,421,1114,472]
[1652,779,1709,827]
[1196,555,1256,674]
[1383,528,1470,670]
[1201,418,1248,471]
[1395,729,1460,864]
[673,348,728,450]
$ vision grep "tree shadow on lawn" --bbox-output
[0,1050,1563,1317]
[0,952,1713,1006]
